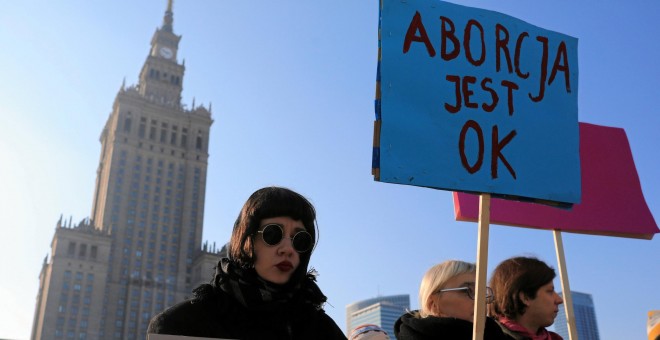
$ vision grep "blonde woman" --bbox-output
[394,260,511,340]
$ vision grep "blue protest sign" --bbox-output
[373,0,581,206]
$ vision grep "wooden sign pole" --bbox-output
[553,230,578,340]
[473,193,491,340]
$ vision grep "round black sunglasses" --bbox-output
[256,223,313,253]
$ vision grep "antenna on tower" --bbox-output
[161,0,174,32]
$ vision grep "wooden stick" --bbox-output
[472,193,491,340]
[553,230,578,340]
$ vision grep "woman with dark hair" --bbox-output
[147,186,346,339]
[488,256,564,340]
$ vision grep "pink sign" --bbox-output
[454,122,658,239]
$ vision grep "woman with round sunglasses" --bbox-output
[148,186,346,339]
[394,260,512,340]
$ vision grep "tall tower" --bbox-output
[555,291,601,340]
[31,2,216,339]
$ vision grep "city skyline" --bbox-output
[1,1,658,339]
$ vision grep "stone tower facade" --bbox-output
[30,2,219,339]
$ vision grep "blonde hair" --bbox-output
[418,260,476,318]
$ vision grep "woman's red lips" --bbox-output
[276,261,293,271]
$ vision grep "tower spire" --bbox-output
[138,0,183,104]
[162,0,174,32]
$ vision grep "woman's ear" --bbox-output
[427,295,439,316]
[518,292,530,306]
[426,296,435,312]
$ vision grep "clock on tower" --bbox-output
[159,46,173,59]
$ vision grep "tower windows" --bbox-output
[68,242,76,257]
[123,118,132,133]
[160,124,167,143]
[170,125,178,145]
[149,120,156,140]
[138,118,146,138]
[181,128,188,148]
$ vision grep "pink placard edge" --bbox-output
[453,192,657,240]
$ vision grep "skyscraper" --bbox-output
[30,2,219,339]
[555,291,601,340]
[346,294,409,337]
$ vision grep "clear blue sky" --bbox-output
[1,1,658,339]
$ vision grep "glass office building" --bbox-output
[555,291,600,340]
[346,294,409,337]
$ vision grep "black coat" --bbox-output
[147,287,346,339]
[394,311,514,340]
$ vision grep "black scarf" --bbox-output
[395,310,513,340]
[192,258,328,312]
